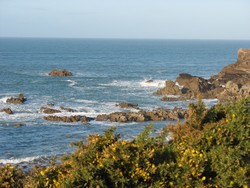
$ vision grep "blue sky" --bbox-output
[0,0,250,39]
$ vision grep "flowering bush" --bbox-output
[0,97,249,188]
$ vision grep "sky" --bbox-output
[0,0,250,40]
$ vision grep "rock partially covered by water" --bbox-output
[0,108,13,114]
[48,69,72,77]
[43,115,93,124]
[40,107,61,114]
[6,94,26,104]
[95,108,187,122]
[116,102,139,109]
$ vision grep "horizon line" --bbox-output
[0,36,250,41]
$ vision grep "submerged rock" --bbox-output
[40,107,61,114]
[48,69,72,77]
[14,124,24,127]
[6,93,26,104]
[116,102,139,109]
[0,108,13,114]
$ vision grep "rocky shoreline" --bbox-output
[1,49,249,125]
[154,48,250,102]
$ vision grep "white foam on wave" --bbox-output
[100,79,166,89]
[99,80,133,87]
[139,79,165,88]
[0,156,42,164]
[0,97,9,103]
[75,99,98,104]
[67,80,77,86]
[175,82,184,89]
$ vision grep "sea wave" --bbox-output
[99,79,165,89]
[0,97,9,103]
[139,79,165,88]
[66,79,77,86]
[0,156,42,164]
[74,99,98,104]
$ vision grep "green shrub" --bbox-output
[0,97,249,188]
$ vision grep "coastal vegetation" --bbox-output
[1,97,249,188]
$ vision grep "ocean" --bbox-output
[0,38,250,165]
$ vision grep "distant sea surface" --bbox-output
[0,38,250,164]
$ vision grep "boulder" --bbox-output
[40,107,61,114]
[6,94,26,104]
[0,108,13,114]
[176,73,213,95]
[48,69,72,77]
[127,111,150,122]
[154,80,182,95]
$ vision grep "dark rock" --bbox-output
[176,73,213,95]
[116,102,139,109]
[48,69,72,77]
[154,80,182,95]
[81,116,93,125]
[6,93,26,104]
[146,79,154,83]
[40,107,61,114]
[43,115,93,124]
[47,103,54,107]
[0,108,13,114]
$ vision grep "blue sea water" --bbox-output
[0,38,250,164]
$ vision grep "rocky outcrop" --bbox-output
[40,107,61,114]
[43,115,93,124]
[48,69,72,77]
[116,102,139,109]
[6,94,26,104]
[155,49,250,101]
[154,80,182,95]
[211,48,250,85]
[96,108,187,123]
[0,108,13,114]
[41,106,76,114]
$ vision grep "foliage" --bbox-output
[0,164,24,188]
[0,97,249,188]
